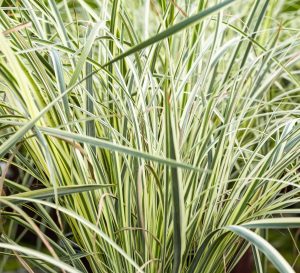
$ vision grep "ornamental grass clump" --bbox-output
[0,0,299,272]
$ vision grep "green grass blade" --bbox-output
[68,21,103,88]
[242,218,300,229]
[0,243,81,273]
[227,226,295,273]
[0,184,113,206]
[252,245,264,273]
[40,126,203,172]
